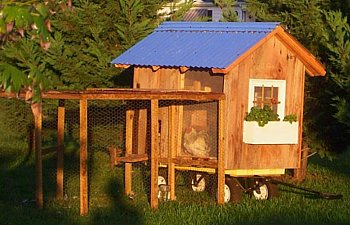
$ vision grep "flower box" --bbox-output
[243,121,299,144]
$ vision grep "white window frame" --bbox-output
[248,79,286,118]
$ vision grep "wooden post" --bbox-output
[294,72,307,182]
[80,99,88,216]
[168,105,176,200]
[150,100,159,208]
[217,99,225,205]
[177,73,185,156]
[125,110,134,196]
[34,112,43,209]
[56,99,65,199]
[294,148,309,181]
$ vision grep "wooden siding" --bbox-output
[133,67,182,157]
[134,67,181,89]
[133,67,224,159]
[184,69,223,92]
[224,36,305,170]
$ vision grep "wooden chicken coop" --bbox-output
[112,22,326,202]
[0,22,326,216]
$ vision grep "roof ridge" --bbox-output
[155,22,280,32]
[155,29,272,33]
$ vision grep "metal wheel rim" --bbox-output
[191,174,206,192]
[253,184,269,200]
[158,176,166,186]
[224,184,231,203]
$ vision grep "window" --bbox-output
[207,10,213,21]
[248,79,286,118]
[242,10,246,21]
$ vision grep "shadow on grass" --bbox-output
[0,145,144,225]
[308,150,350,177]
[0,151,78,225]
[88,177,144,225]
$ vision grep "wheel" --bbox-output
[216,177,243,203]
[157,169,168,186]
[158,174,167,186]
[157,169,170,201]
[252,181,279,200]
[191,173,206,192]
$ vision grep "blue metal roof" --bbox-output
[111,22,280,69]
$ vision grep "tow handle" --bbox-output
[270,179,343,200]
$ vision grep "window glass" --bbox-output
[253,86,279,113]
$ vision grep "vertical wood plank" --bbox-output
[137,109,147,154]
[177,73,185,156]
[294,64,307,180]
[193,80,201,91]
[217,99,225,205]
[80,99,88,216]
[56,99,65,199]
[35,111,43,209]
[168,105,176,200]
[150,100,159,208]
[125,110,134,196]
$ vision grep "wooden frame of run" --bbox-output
[0,89,225,216]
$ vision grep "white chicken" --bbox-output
[183,127,210,157]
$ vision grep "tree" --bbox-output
[1,0,164,101]
[247,0,330,53]
[162,1,193,21]
[115,0,160,50]
[0,1,55,117]
[321,11,350,131]
[215,0,238,22]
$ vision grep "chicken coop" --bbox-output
[0,22,326,216]
[112,22,326,203]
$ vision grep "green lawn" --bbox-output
[0,133,349,225]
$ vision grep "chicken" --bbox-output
[183,127,210,157]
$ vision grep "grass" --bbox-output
[1,136,349,225]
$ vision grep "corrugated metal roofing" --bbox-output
[183,9,209,21]
[111,22,280,69]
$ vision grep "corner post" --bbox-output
[125,109,134,196]
[217,99,225,205]
[150,99,159,208]
[168,105,176,200]
[80,98,88,215]
[34,111,43,209]
[56,99,65,199]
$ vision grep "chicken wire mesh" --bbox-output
[2,96,222,208]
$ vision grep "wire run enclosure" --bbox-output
[0,89,225,215]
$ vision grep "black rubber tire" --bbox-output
[266,182,279,198]
[226,177,243,203]
[212,177,244,203]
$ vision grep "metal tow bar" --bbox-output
[270,179,343,200]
